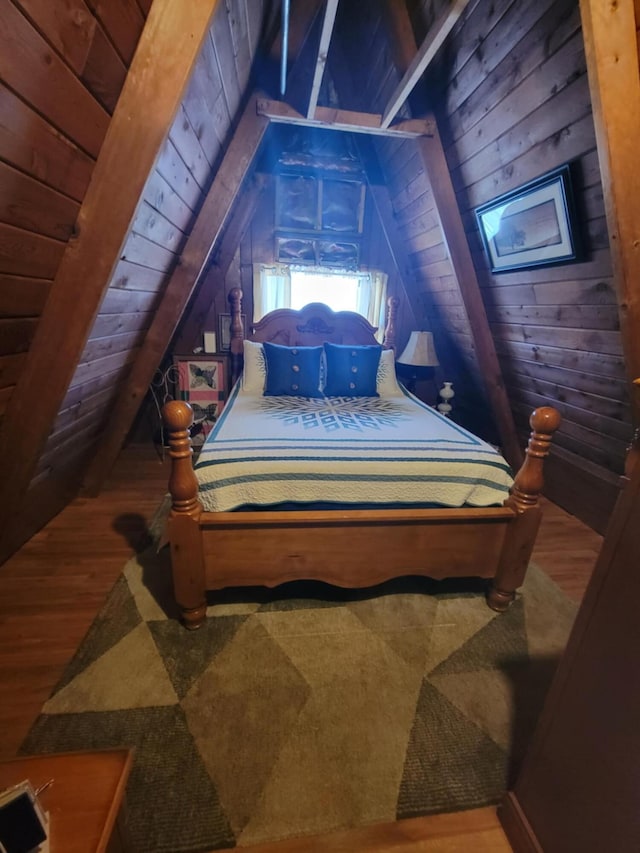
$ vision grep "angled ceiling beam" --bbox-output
[83,94,269,493]
[380,0,472,129]
[307,0,340,118]
[258,98,435,138]
[579,0,640,425]
[383,0,522,468]
[0,0,222,543]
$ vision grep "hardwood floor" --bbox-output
[0,444,604,850]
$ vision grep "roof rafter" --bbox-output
[258,98,435,138]
[381,0,472,129]
[306,0,340,118]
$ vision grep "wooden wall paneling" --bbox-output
[119,232,176,271]
[82,94,269,493]
[485,304,620,332]
[110,259,169,294]
[0,386,13,418]
[99,288,159,316]
[154,139,203,213]
[0,0,224,562]
[142,170,195,234]
[500,357,628,403]
[226,0,252,88]
[211,6,243,123]
[579,0,640,424]
[0,161,79,243]
[168,105,213,189]
[0,85,94,203]
[442,0,581,145]
[0,0,109,158]
[0,275,50,317]
[490,323,623,358]
[181,55,224,169]
[493,337,626,381]
[176,174,268,351]
[80,22,128,113]
[70,348,138,390]
[0,319,38,356]
[130,200,186,254]
[83,0,145,65]
[89,312,151,339]
[0,354,25,390]
[0,224,65,279]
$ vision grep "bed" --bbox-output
[163,292,560,629]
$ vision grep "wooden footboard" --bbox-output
[162,402,560,629]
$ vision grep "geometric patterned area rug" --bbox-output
[21,544,577,853]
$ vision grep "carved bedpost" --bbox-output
[229,287,244,387]
[162,400,206,630]
[382,296,399,353]
[488,406,562,612]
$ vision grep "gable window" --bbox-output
[253,264,387,341]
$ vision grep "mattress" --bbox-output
[194,383,514,512]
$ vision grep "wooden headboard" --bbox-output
[227,288,399,385]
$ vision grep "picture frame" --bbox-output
[475,164,580,273]
[217,313,246,351]
[173,355,229,442]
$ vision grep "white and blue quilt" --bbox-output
[194,384,514,512]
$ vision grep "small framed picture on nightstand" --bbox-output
[173,354,229,442]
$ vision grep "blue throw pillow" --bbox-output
[263,342,324,397]
[323,342,382,397]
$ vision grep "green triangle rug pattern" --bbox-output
[21,543,577,853]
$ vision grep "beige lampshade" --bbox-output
[397,331,439,367]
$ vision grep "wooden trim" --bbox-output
[0,0,222,552]
[257,98,435,138]
[380,0,472,128]
[307,0,339,118]
[579,0,640,424]
[83,93,269,494]
[498,792,544,853]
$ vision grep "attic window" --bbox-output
[253,264,387,341]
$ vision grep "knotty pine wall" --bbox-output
[421,0,632,530]
[342,0,631,531]
[1,0,264,532]
[0,0,148,426]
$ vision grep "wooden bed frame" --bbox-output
[163,291,560,629]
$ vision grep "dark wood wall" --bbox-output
[0,0,264,554]
[0,0,147,426]
[425,0,631,530]
[341,0,630,530]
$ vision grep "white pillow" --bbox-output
[241,340,402,397]
[241,339,266,395]
[377,348,403,396]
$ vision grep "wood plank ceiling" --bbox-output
[0,0,637,559]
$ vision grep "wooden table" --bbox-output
[0,749,133,852]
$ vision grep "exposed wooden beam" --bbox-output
[258,98,435,137]
[384,0,522,468]
[0,0,222,545]
[579,0,640,425]
[380,0,472,128]
[83,94,269,493]
[307,0,339,118]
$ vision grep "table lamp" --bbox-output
[396,331,439,394]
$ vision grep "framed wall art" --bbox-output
[218,313,246,351]
[475,164,580,273]
[173,354,229,443]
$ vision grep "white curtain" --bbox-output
[356,269,388,341]
[253,263,291,322]
[253,264,387,340]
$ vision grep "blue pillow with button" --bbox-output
[323,342,382,397]
[263,342,324,397]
